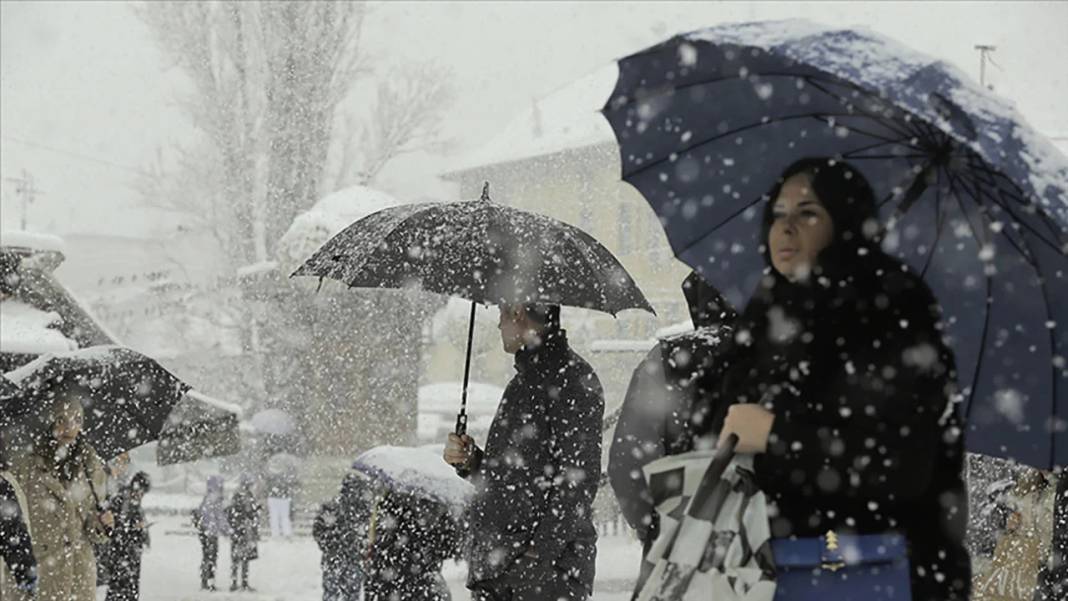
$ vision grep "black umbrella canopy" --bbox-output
[3,345,190,460]
[292,188,654,316]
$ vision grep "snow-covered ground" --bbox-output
[111,514,641,600]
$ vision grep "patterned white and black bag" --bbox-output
[636,437,776,601]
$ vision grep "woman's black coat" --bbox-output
[699,251,971,601]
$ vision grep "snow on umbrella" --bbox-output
[249,408,296,436]
[2,345,190,460]
[603,19,1068,469]
[293,185,654,438]
[352,445,474,512]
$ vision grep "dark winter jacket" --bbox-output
[106,487,149,581]
[365,492,457,601]
[696,251,971,601]
[227,485,261,562]
[0,472,37,596]
[608,272,734,546]
[465,330,604,593]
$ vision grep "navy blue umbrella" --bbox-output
[602,20,1068,469]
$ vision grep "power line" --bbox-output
[0,135,148,176]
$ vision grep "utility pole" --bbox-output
[975,44,997,89]
[4,169,42,230]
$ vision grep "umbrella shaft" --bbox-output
[457,301,478,436]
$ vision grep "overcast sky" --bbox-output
[2,1,1066,238]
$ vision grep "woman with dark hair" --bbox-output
[699,158,971,600]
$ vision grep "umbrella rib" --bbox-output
[958,171,1066,256]
[966,155,1068,249]
[672,194,766,259]
[801,77,920,141]
[916,168,949,279]
[943,179,994,420]
[622,111,915,180]
[949,171,1040,263]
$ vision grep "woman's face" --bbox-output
[768,173,835,281]
[51,398,84,446]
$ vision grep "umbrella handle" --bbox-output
[454,301,478,478]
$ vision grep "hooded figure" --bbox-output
[192,476,228,590]
[694,158,971,600]
[104,471,151,601]
[608,272,735,554]
[316,473,375,601]
[226,476,261,592]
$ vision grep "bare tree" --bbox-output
[330,63,454,189]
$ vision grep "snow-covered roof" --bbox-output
[0,230,66,254]
[186,389,243,416]
[277,185,411,268]
[235,261,278,278]
[0,300,79,355]
[442,63,619,176]
[418,381,504,416]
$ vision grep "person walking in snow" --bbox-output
[192,476,229,591]
[691,158,971,600]
[608,271,735,560]
[444,303,604,601]
[266,468,297,540]
[104,472,151,601]
[226,476,262,592]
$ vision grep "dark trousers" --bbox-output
[199,534,218,587]
[231,560,250,588]
[105,555,142,601]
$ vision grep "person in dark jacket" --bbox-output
[364,490,458,601]
[609,271,735,554]
[314,499,345,601]
[226,477,261,592]
[445,303,604,601]
[695,157,971,600]
[104,472,151,601]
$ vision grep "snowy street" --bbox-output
[122,515,640,601]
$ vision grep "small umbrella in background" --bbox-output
[249,408,297,436]
[603,20,1068,469]
[352,445,474,513]
[293,185,654,441]
[3,345,190,460]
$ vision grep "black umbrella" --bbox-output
[3,345,190,460]
[293,185,653,436]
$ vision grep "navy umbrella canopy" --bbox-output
[603,20,1068,469]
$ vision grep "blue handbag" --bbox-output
[770,531,912,601]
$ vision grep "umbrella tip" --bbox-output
[480,182,491,202]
